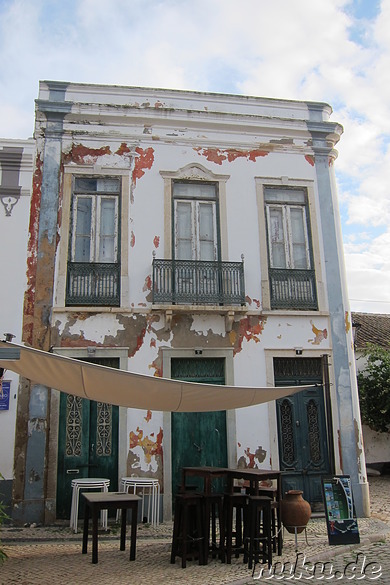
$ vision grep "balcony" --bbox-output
[152,258,245,306]
[66,262,120,306]
[269,268,318,310]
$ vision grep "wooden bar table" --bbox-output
[82,492,141,564]
[225,468,282,497]
[181,466,229,494]
[225,468,283,561]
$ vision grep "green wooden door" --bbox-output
[56,357,119,519]
[171,357,227,496]
[275,357,330,511]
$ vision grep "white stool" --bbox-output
[116,477,160,526]
[70,477,110,533]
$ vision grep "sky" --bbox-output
[1,0,389,315]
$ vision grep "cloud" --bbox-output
[1,0,390,311]
[344,226,390,312]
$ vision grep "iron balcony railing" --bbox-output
[269,268,318,310]
[66,262,120,306]
[152,258,245,305]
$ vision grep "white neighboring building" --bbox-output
[7,82,369,523]
[0,138,35,511]
[352,312,390,472]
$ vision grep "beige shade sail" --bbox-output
[0,341,316,412]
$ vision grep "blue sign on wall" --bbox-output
[0,380,10,411]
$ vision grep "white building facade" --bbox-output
[10,81,369,523]
[0,138,35,511]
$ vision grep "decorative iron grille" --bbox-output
[171,357,225,383]
[269,268,317,310]
[152,258,245,305]
[96,402,112,456]
[273,357,322,380]
[66,395,82,457]
[307,399,321,463]
[280,399,295,465]
[66,262,120,306]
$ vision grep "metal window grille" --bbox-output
[66,262,120,306]
[152,258,245,305]
[269,268,317,310]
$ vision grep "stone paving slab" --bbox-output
[1,517,389,585]
[1,539,248,585]
[1,476,390,584]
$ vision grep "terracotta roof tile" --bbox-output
[352,312,390,350]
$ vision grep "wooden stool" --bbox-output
[244,495,273,570]
[203,493,225,562]
[224,492,248,563]
[252,485,282,555]
[171,493,205,568]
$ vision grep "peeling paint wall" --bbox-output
[11,80,367,523]
[49,307,333,488]
[194,146,270,165]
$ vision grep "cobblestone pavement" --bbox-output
[1,476,389,584]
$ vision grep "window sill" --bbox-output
[53,306,126,313]
[261,309,329,316]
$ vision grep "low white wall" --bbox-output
[363,424,390,465]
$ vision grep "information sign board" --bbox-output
[322,475,360,545]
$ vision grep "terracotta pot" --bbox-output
[281,490,311,533]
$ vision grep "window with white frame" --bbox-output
[264,187,317,310]
[173,182,219,261]
[66,177,121,306]
[265,188,311,270]
[153,167,245,306]
[70,177,120,263]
